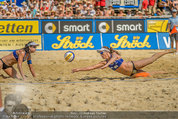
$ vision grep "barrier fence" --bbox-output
[0,18,174,51]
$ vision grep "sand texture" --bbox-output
[0,50,178,111]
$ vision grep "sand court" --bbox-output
[0,50,177,111]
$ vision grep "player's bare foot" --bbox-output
[167,49,176,53]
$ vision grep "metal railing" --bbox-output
[0,15,172,20]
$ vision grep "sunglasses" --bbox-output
[100,52,103,55]
[32,46,37,48]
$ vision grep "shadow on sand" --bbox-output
[0,74,10,79]
[79,76,131,81]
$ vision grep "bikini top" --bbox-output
[13,50,29,62]
[107,55,124,71]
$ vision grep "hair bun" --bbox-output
[110,47,113,53]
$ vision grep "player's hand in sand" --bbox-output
[72,68,79,73]
[24,77,27,80]
[22,75,28,80]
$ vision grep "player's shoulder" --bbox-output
[17,49,26,55]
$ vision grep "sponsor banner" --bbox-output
[42,20,93,34]
[44,34,101,50]
[147,20,169,32]
[158,33,176,49]
[0,35,42,50]
[96,21,112,33]
[42,21,58,34]
[113,20,144,33]
[112,0,139,8]
[60,21,92,34]
[102,33,158,49]
[0,20,39,34]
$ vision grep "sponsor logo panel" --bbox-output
[147,20,169,32]
[60,21,92,33]
[42,21,58,34]
[0,21,39,34]
[0,35,42,50]
[44,34,101,50]
[42,21,92,34]
[112,0,139,7]
[158,33,176,49]
[102,33,157,49]
[96,21,112,33]
[114,20,144,33]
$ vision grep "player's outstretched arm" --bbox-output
[72,61,106,73]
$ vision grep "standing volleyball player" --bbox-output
[0,42,38,80]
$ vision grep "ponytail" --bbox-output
[109,47,121,55]
[102,46,121,56]
[23,41,33,53]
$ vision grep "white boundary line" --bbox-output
[0,78,177,85]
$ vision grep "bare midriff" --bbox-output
[115,61,133,76]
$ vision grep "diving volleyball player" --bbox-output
[0,41,38,80]
[72,46,176,78]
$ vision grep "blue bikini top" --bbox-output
[107,55,124,70]
[13,50,29,62]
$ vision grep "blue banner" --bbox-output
[158,33,176,49]
[102,33,158,49]
[112,0,139,8]
[16,0,24,6]
[44,34,101,50]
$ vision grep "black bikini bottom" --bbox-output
[0,59,12,69]
[130,61,138,76]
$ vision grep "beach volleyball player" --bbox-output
[72,46,176,78]
[0,41,39,80]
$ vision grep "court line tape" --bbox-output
[0,77,177,85]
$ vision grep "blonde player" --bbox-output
[72,46,176,78]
